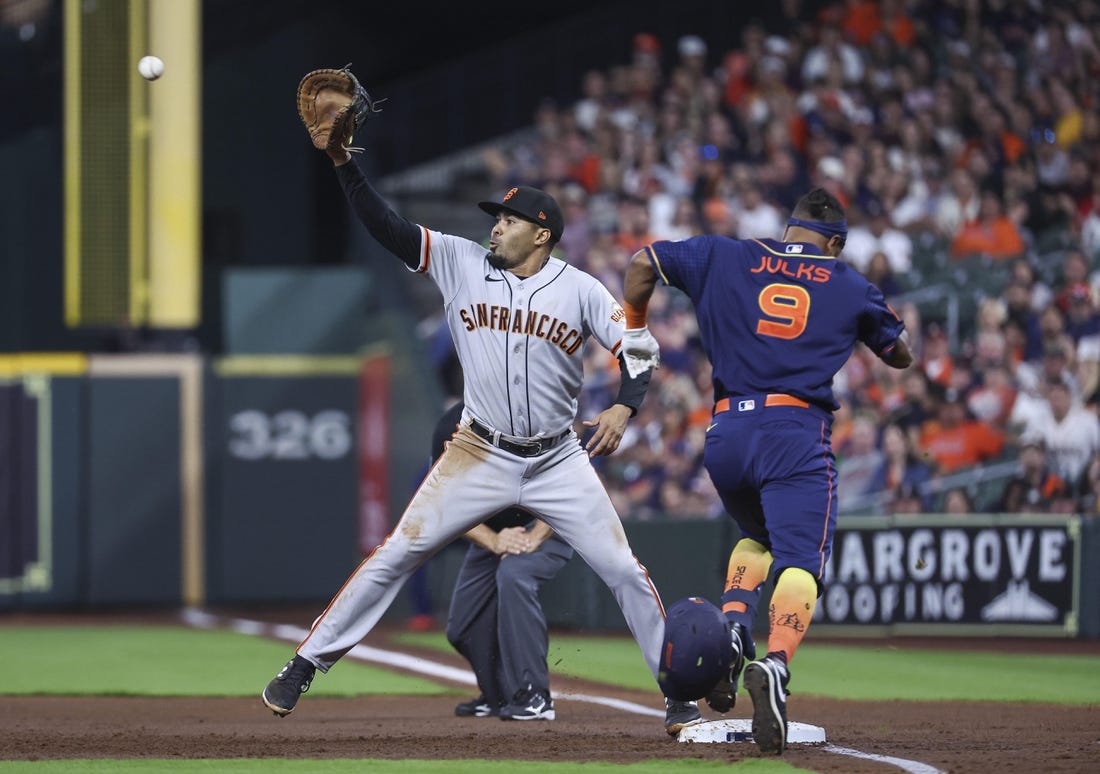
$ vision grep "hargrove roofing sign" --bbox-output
[815,515,1081,634]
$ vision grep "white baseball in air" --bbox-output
[138,55,165,81]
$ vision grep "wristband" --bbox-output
[623,299,649,329]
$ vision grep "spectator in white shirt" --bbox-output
[1028,378,1100,487]
[1076,331,1100,402]
[801,24,864,85]
[843,198,914,273]
[933,168,981,240]
[734,184,783,240]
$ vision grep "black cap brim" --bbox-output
[479,201,537,224]
[478,201,560,239]
[478,201,507,217]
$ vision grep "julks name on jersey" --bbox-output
[750,254,832,284]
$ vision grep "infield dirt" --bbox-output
[2,616,1098,772]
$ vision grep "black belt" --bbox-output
[469,419,571,457]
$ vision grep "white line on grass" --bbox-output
[823,745,945,774]
[181,608,942,773]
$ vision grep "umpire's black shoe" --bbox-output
[705,621,754,714]
[743,654,791,754]
[499,685,555,720]
[663,698,702,736]
[454,694,501,717]
[262,655,316,717]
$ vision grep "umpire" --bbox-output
[435,401,574,721]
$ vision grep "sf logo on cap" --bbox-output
[503,187,518,202]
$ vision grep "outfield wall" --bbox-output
[1,355,1097,639]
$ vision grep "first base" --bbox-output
[677,719,826,744]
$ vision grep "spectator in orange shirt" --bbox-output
[841,0,881,46]
[958,101,1027,171]
[950,189,1026,260]
[997,436,1070,513]
[919,387,1006,473]
[880,0,915,47]
[613,196,656,253]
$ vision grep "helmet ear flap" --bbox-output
[657,597,732,701]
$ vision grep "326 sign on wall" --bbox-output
[214,373,362,602]
[228,410,352,460]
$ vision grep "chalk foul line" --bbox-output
[823,745,945,774]
[180,608,943,773]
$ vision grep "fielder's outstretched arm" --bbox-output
[329,153,422,269]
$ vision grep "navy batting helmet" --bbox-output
[657,597,732,701]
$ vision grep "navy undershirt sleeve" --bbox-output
[334,158,422,269]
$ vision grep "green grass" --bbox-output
[0,626,447,697]
[398,631,656,689]
[549,634,656,689]
[3,622,1095,771]
[794,645,1100,703]
[6,621,1094,706]
[0,760,810,773]
[395,631,1100,705]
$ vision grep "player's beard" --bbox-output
[487,250,524,271]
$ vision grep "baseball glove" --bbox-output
[296,65,382,152]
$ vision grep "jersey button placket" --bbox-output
[511,292,527,433]
[513,371,526,434]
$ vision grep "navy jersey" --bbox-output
[646,235,905,410]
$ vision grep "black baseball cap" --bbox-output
[478,186,564,241]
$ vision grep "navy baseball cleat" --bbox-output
[663,698,702,736]
[705,621,753,714]
[743,655,791,754]
[454,694,501,717]
[262,655,316,717]
[499,685,555,720]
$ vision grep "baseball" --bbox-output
[138,55,164,81]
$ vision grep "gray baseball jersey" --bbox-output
[418,229,625,438]
[296,224,667,684]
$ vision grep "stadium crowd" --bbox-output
[473,0,1100,518]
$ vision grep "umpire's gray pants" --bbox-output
[445,530,573,704]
